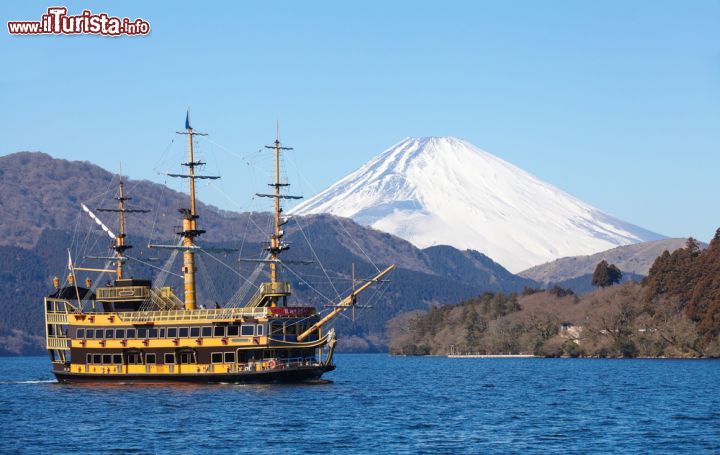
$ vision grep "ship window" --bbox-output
[213,326,225,337]
[159,328,166,338]
[113,354,122,364]
[148,328,158,338]
[224,352,235,363]
[179,327,189,338]
[137,327,148,338]
[211,352,223,364]
[86,354,92,364]
[241,324,254,336]
[77,328,85,338]
[85,329,94,339]
[127,353,140,364]
[146,354,156,364]
[227,325,239,336]
[164,353,175,364]
[201,327,212,337]
[167,327,177,338]
[179,352,195,364]
[102,354,112,364]
[105,329,114,339]
[256,324,264,336]
[126,328,136,339]
[115,329,125,339]
[93,354,101,364]
[271,323,283,335]
[190,327,200,338]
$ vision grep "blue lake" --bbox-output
[1,355,719,453]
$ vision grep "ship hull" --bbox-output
[53,365,335,384]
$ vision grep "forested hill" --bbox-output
[390,236,720,358]
[0,152,536,355]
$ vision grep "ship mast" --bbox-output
[269,131,290,283]
[171,112,217,310]
[256,125,303,305]
[96,174,149,280]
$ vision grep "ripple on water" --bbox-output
[1,356,720,453]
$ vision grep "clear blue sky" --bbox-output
[1,1,718,240]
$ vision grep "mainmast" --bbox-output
[170,112,218,310]
[96,175,149,280]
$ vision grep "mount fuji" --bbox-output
[290,137,663,273]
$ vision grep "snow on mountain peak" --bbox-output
[290,136,663,273]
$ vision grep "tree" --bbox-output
[592,260,623,288]
[464,306,486,352]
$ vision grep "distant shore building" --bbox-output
[560,322,583,343]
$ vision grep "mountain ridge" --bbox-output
[519,238,699,284]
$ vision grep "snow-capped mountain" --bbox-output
[290,137,663,272]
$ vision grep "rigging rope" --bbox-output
[280,262,336,306]
[293,215,342,300]
[126,255,182,279]
[199,248,260,290]
[196,254,220,305]
[152,238,182,288]
[225,259,266,308]
[286,151,381,272]
[148,178,168,245]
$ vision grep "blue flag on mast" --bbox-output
[185,110,191,130]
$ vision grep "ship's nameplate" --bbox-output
[268,307,315,317]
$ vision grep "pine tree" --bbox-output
[592,260,623,287]
[608,263,623,285]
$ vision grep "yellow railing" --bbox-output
[246,282,292,308]
[148,288,181,311]
[156,287,183,307]
[115,307,268,323]
[46,313,69,324]
[47,337,70,350]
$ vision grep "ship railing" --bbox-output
[44,298,72,354]
[96,286,151,300]
[148,288,181,311]
[46,337,70,349]
[276,356,318,369]
[114,307,269,323]
[245,282,292,308]
[46,313,70,324]
[45,297,81,314]
[209,357,319,374]
[156,287,184,308]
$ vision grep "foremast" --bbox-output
[171,112,218,310]
[96,176,149,280]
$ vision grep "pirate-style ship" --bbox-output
[44,114,394,383]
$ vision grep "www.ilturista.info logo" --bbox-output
[7,7,150,36]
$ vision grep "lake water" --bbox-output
[1,355,719,454]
